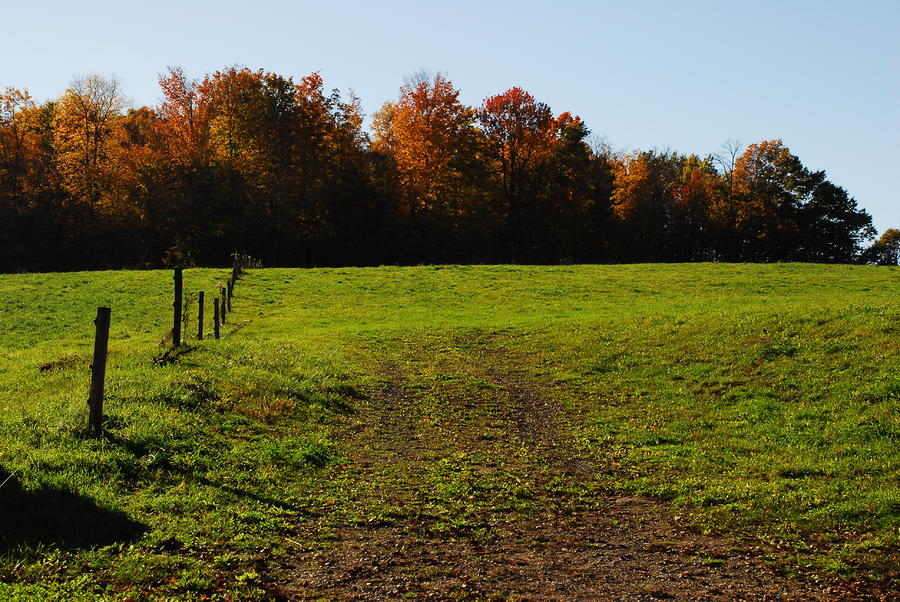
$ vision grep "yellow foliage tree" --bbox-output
[52,75,126,208]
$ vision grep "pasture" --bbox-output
[0,264,897,599]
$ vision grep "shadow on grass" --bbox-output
[280,384,361,416]
[0,466,146,554]
[100,432,321,516]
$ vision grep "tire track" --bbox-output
[272,343,854,600]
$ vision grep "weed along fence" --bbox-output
[85,255,257,436]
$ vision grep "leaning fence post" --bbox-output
[88,307,111,436]
[197,291,205,340]
[173,268,183,347]
[213,297,221,339]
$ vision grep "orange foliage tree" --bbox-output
[0,70,880,270]
[157,67,213,166]
[372,73,493,259]
[611,151,720,261]
[478,87,556,256]
[372,73,479,217]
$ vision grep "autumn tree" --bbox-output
[0,71,886,270]
[372,74,479,212]
[153,67,235,264]
[152,66,379,265]
[610,150,677,260]
[112,108,166,209]
[0,88,37,270]
[729,140,819,260]
[863,228,900,265]
[725,140,874,262]
[0,88,35,197]
[531,112,597,261]
[579,142,617,262]
[156,66,294,263]
[372,73,487,259]
[669,155,720,260]
[3,83,128,270]
[609,150,722,261]
[53,74,126,207]
[479,87,555,258]
[288,71,376,264]
[157,67,212,166]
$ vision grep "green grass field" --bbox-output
[0,264,897,599]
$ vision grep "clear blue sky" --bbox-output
[3,0,898,234]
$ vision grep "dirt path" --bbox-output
[271,344,857,600]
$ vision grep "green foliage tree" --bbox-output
[798,181,875,262]
[533,113,599,262]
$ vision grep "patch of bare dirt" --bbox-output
[270,349,881,600]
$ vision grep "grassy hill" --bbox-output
[0,264,897,599]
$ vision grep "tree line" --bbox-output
[0,68,895,272]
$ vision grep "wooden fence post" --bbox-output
[220,287,227,324]
[88,307,111,436]
[213,297,221,339]
[197,291,204,340]
[173,268,183,347]
[227,280,233,311]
